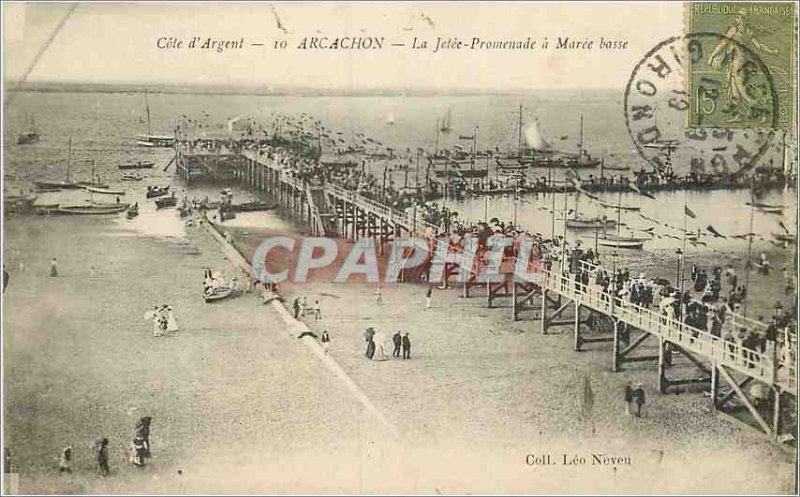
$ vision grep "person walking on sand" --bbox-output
[623,382,634,416]
[376,285,383,306]
[392,331,402,358]
[314,300,321,321]
[50,257,58,277]
[321,330,331,354]
[135,416,152,458]
[632,383,646,418]
[300,296,308,317]
[58,446,72,473]
[293,298,300,319]
[95,437,110,476]
[425,285,433,309]
[402,332,411,359]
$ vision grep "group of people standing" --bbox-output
[292,296,322,321]
[57,417,152,476]
[364,327,411,361]
[148,305,179,337]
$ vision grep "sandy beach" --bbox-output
[2,207,795,494]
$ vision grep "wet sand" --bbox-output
[3,211,796,494]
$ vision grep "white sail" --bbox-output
[386,112,395,125]
[525,119,550,150]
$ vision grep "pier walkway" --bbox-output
[174,143,796,445]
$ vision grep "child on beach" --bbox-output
[314,300,321,321]
[58,446,72,473]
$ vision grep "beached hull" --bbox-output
[56,204,128,215]
[230,202,277,212]
[146,187,170,199]
[204,287,234,302]
[598,201,641,211]
[566,218,617,229]
[84,186,125,195]
[155,198,177,209]
[434,169,489,178]
[119,162,155,170]
[596,238,645,249]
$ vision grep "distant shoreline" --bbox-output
[3,81,618,98]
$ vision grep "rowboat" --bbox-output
[119,160,155,170]
[33,180,82,190]
[126,203,139,219]
[121,172,144,181]
[4,194,38,214]
[230,201,277,212]
[155,195,177,209]
[596,236,647,249]
[146,186,170,199]
[746,202,783,214]
[598,200,641,211]
[204,286,234,303]
[566,217,617,230]
[56,204,128,215]
[84,186,125,195]
[220,210,237,221]
[772,233,796,243]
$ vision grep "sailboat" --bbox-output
[386,112,396,125]
[136,92,175,148]
[433,126,488,179]
[565,192,617,230]
[17,114,40,145]
[33,137,82,190]
[439,109,452,133]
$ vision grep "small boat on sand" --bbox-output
[84,186,125,195]
[772,233,796,243]
[119,160,155,170]
[155,194,177,209]
[146,186,170,199]
[204,286,234,303]
[56,204,128,215]
[126,203,139,219]
[230,201,277,212]
[121,172,144,181]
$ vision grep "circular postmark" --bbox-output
[624,33,780,178]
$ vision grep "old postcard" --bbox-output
[2,1,798,494]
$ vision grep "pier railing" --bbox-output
[242,150,441,236]
[537,269,795,389]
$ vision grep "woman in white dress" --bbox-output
[166,306,179,334]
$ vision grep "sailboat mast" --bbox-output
[434,118,440,156]
[145,91,152,137]
[66,136,72,182]
[517,104,523,158]
[579,112,584,158]
[472,126,477,172]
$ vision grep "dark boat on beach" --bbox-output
[119,160,156,170]
[4,194,38,214]
[155,193,177,209]
[126,203,139,219]
[146,186,170,199]
[230,201,277,212]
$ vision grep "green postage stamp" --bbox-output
[686,2,796,129]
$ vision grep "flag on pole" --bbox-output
[684,205,697,219]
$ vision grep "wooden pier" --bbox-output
[173,141,796,446]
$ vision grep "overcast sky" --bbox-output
[3,2,683,91]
